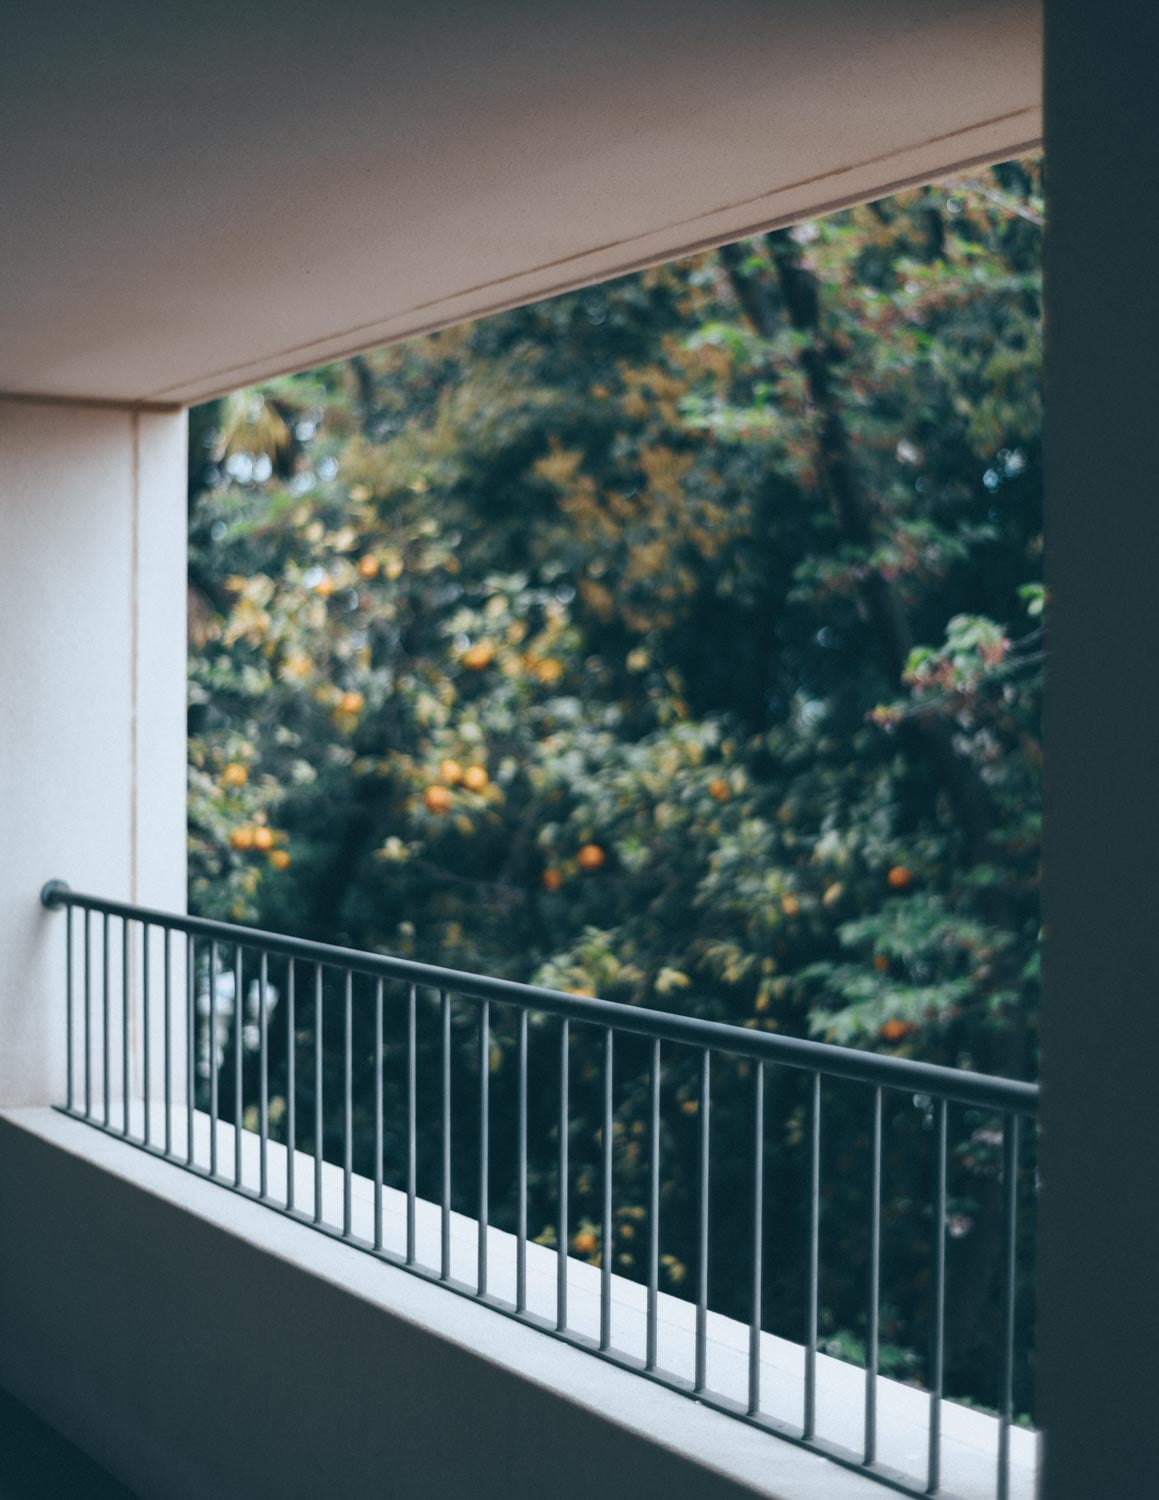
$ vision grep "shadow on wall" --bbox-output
[0,1388,138,1500]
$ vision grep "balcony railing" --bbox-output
[41,880,1038,1500]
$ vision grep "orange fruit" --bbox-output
[252,827,274,852]
[462,765,489,792]
[269,849,291,870]
[462,643,495,671]
[357,554,380,579]
[339,691,365,715]
[708,779,730,802]
[887,865,914,890]
[221,762,248,789]
[424,785,453,814]
[542,868,563,893]
[881,1018,913,1041]
[535,658,564,686]
[229,827,255,852]
[439,759,464,786]
[577,843,606,872]
[572,1230,598,1255]
[313,575,335,598]
[781,893,800,917]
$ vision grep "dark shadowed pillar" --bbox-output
[1041,1,1159,1493]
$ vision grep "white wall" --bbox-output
[0,1109,889,1500]
[0,398,187,1107]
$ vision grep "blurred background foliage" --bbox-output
[188,159,1042,1411]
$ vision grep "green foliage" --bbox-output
[188,159,1042,1412]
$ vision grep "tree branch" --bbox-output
[721,231,999,861]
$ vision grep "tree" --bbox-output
[188,158,1043,1413]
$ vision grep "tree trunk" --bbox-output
[719,231,1021,1371]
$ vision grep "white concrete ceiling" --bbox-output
[0,2,1041,408]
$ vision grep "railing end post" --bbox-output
[40,879,70,911]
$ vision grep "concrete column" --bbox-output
[0,398,187,1108]
[1041,2,1159,1494]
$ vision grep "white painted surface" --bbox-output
[0,399,187,1107]
[0,2,1041,405]
[0,1107,953,1500]
[6,1104,1038,1500]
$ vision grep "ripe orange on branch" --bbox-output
[577,843,606,872]
[424,784,453,814]
[252,826,274,851]
[462,642,495,671]
[462,765,489,792]
[887,865,914,890]
[229,827,255,852]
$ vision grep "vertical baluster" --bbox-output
[209,939,219,1173]
[343,970,353,1238]
[84,908,92,1119]
[286,960,296,1211]
[695,1048,711,1394]
[748,1060,765,1416]
[477,1001,490,1296]
[600,1027,614,1352]
[163,927,172,1157]
[997,1113,1021,1500]
[406,983,417,1265]
[557,1018,569,1331]
[186,936,195,1167]
[65,904,74,1111]
[122,919,131,1137]
[804,1072,821,1440]
[865,1085,883,1465]
[102,913,111,1127]
[258,951,269,1200]
[646,1038,661,1372]
[441,990,452,1280]
[516,1008,528,1313]
[233,947,243,1186]
[142,923,151,1146]
[140,918,149,1140]
[313,963,323,1224]
[928,1096,948,1494]
[373,978,383,1251]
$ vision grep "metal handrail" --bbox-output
[41,879,1037,1500]
[40,882,1037,1116]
